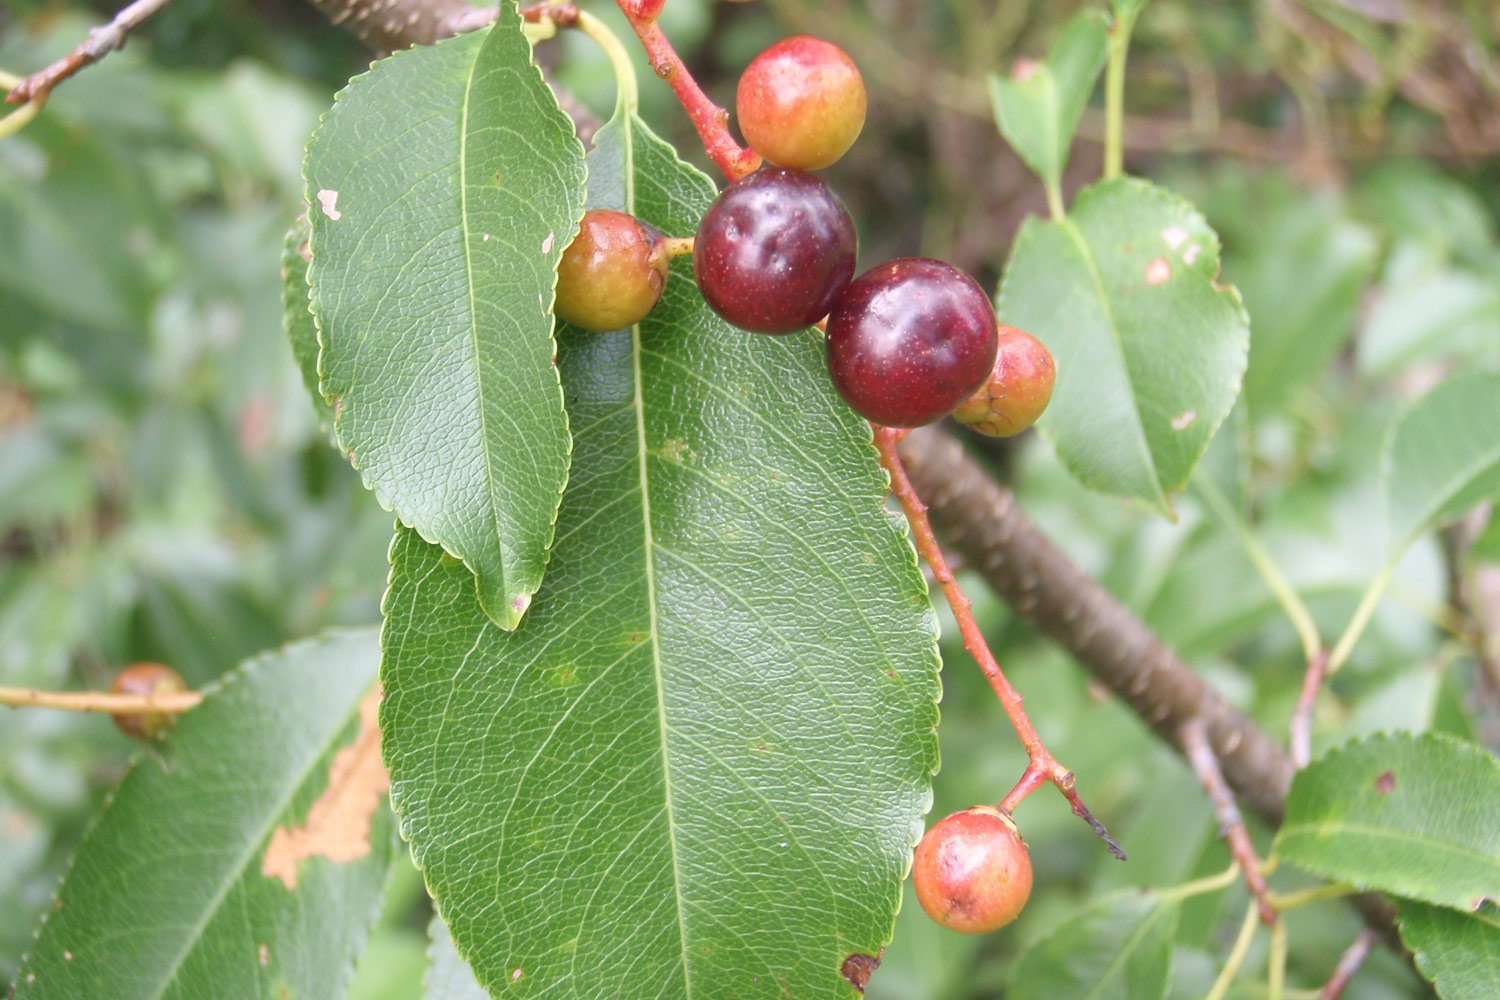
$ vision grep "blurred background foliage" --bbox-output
[1,0,1498,996]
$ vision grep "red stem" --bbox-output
[873,426,1124,859]
[613,1,761,181]
[1319,929,1377,1000]
[1181,718,1276,925]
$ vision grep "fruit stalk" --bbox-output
[873,426,1123,858]
[613,0,762,180]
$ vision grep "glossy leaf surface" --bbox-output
[381,104,941,1000]
[12,630,391,1000]
[304,9,586,629]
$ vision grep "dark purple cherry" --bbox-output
[826,258,999,427]
[693,167,857,333]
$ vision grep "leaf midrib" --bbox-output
[1279,820,1500,885]
[617,107,695,998]
[1082,901,1170,1000]
[144,679,372,1000]
[1056,210,1165,507]
[458,35,512,619]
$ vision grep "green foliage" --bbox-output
[12,631,391,1000]
[1384,372,1500,552]
[1397,900,1500,1000]
[380,101,941,999]
[1273,732,1500,909]
[988,10,1108,197]
[1008,891,1178,1000]
[305,11,586,631]
[997,177,1249,516]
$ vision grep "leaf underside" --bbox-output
[381,106,941,1000]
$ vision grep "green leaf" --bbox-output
[1008,890,1178,1000]
[282,212,332,433]
[1384,372,1500,552]
[1110,0,1150,19]
[305,8,587,630]
[988,10,1108,194]
[1398,900,1500,1000]
[424,917,488,1000]
[381,107,941,1000]
[1273,732,1500,909]
[11,630,393,1000]
[997,177,1249,515]
[1228,192,1376,415]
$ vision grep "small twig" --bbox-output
[873,426,1124,859]
[1182,717,1275,925]
[0,685,203,715]
[6,0,177,105]
[1319,929,1377,1000]
[612,0,761,181]
[1289,649,1329,769]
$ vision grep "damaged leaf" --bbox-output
[11,630,393,1000]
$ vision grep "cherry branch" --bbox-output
[1181,718,1275,925]
[873,426,1124,858]
[0,685,202,715]
[612,0,761,180]
[5,0,177,106]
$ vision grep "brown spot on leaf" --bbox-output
[840,950,882,993]
[1375,770,1395,795]
[1145,257,1171,285]
[261,685,389,889]
[258,943,269,966]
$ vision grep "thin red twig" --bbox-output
[1290,648,1329,769]
[873,426,1124,859]
[1181,718,1276,925]
[1319,929,1377,1000]
[613,0,761,181]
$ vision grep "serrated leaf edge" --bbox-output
[998,175,1249,516]
[301,8,587,631]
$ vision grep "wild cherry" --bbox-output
[736,37,867,171]
[693,167,856,334]
[555,209,671,332]
[826,258,998,427]
[952,325,1056,437]
[912,805,1033,934]
[110,662,188,742]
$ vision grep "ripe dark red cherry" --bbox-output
[110,662,188,742]
[826,258,999,427]
[555,209,671,332]
[912,805,1033,934]
[952,325,1056,437]
[693,167,857,334]
[736,37,867,171]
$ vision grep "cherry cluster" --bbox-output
[555,35,1056,437]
